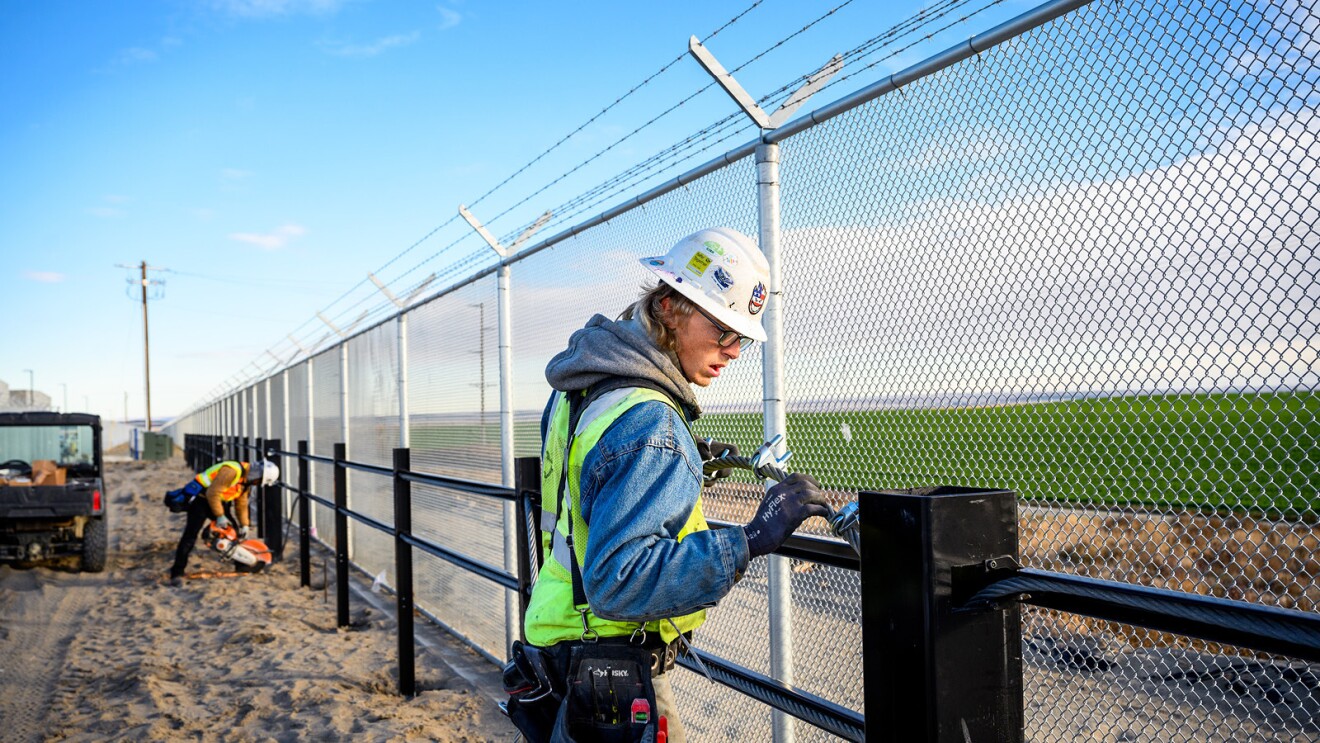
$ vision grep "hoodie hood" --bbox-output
[545,314,700,420]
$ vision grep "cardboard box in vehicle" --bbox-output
[31,460,66,486]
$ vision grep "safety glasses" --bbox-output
[692,304,755,351]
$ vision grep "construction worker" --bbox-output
[168,459,277,586]
[510,227,830,743]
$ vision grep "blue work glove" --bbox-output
[696,439,739,485]
[214,515,232,531]
[743,473,830,559]
[236,525,249,539]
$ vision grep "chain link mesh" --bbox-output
[311,348,341,544]
[773,0,1317,738]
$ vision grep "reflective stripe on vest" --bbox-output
[194,461,247,502]
[523,387,708,647]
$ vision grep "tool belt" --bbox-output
[502,635,682,743]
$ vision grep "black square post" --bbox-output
[297,440,311,587]
[859,486,1023,743]
[513,456,542,642]
[393,447,415,696]
[262,439,284,561]
[254,437,265,537]
[333,442,350,629]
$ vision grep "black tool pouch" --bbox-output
[552,642,658,743]
[501,641,562,743]
[163,480,204,513]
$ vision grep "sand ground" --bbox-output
[0,458,518,742]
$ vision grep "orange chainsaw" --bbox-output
[202,522,273,573]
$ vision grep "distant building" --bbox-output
[0,381,52,411]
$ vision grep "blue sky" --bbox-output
[0,0,1035,422]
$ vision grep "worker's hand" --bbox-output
[214,515,232,531]
[742,474,830,559]
[236,525,249,539]
[697,439,739,486]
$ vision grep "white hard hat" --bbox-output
[640,227,769,342]
[249,460,280,486]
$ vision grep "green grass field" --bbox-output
[694,391,1319,516]
[408,391,1319,517]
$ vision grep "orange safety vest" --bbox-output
[194,461,248,502]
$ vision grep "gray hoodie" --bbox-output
[544,314,700,421]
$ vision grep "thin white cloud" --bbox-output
[229,223,307,250]
[104,194,130,204]
[117,47,158,65]
[437,6,461,29]
[321,31,420,58]
[87,206,123,218]
[210,0,348,18]
[221,168,253,180]
[191,208,217,221]
[24,271,66,283]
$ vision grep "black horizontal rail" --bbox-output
[400,470,516,501]
[678,649,864,741]
[283,449,516,502]
[301,488,517,591]
[400,534,518,590]
[707,519,859,571]
[969,568,1320,664]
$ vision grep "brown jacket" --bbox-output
[204,464,250,527]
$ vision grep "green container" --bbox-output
[141,431,173,461]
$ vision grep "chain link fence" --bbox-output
[165,0,1318,739]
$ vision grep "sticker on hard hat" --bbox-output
[702,240,725,256]
[686,252,711,276]
[712,266,734,292]
[648,259,664,266]
[749,282,766,315]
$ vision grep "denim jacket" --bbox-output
[540,395,751,622]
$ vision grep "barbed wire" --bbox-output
[205,0,1013,402]
[488,0,997,247]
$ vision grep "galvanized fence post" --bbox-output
[859,486,1023,742]
[498,261,518,655]
[393,447,416,696]
[334,441,350,628]
[758,139,796,743]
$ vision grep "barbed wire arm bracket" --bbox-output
[687,37,842,130]
[460,205,553,260]
[316,310,367,338]
[368,272,405,308]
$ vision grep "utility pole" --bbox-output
[118,261,165,430]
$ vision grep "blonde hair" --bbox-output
[619,282,695,356]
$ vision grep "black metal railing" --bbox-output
[176,435,1320,742]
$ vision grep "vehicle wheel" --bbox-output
[81,517,107,573]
